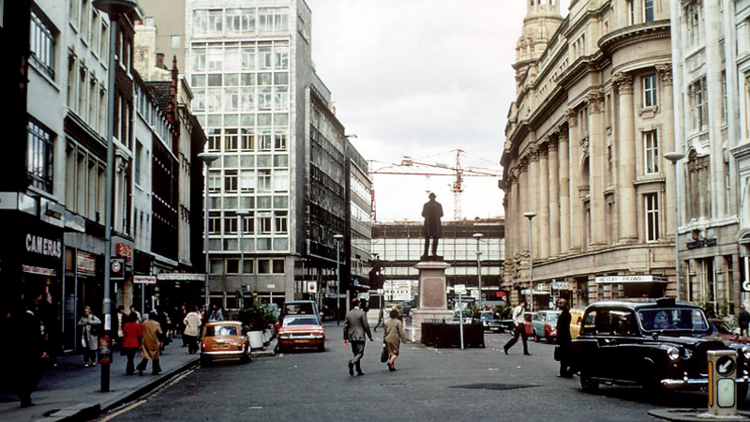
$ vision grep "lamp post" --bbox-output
[664,152,685,300]
[198,152,220,314]
[524,212,536,312]
[473,233,483,310]
[334,234,344,325]
[237,209,251,307]
[92,0,136,394]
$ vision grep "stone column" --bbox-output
[614,73,638,243]
[519,159,529,252]
[559,126,570,255]
[568,110,582,253]
[539,144,550,260]
[548,138,560,257]
[529,147,540,260]
[511,172,520,259]
[588,92,606,247]
[657,64,677,239]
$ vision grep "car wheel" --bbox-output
[738,383,748,401]
[580,371,599,393]
[533,331,539,342]
[318,342,325,352]
[240,350,251,364]
[200,355,212,366]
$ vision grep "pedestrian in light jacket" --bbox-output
[122,312,142,375]
[343,298,373,376]
[136,312,162,375]
[77,306,101,367]
[183,306,202,354]
[384,309,407,371]
[503,300,531,356]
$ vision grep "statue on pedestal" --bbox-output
[421,193,443,260]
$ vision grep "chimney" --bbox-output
[156,52,165,69]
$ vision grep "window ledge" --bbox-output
[638,106,659,118]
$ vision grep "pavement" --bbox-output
[0,335,276,422]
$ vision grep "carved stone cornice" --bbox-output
[613,72,634,94]
[655,63,672,83]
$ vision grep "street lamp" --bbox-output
[473,233,484,310]
[92,0,136,393]
[198,152,220,314]
[524,212,537,312]
[334,234,344,325]
[237,209,251,307]
[664,151,685,301]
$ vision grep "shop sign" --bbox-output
[552,282,570,290]
[134,275,157,284]
[26,233,62,258]
[22,264,57,276]
[595,275,668,284]
[77,252,96,276]
[116,243,133,262]
[40,198,65,228]
[65,211,86,232]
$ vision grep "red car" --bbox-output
[276,315,326,352]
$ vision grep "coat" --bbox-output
[343,307,371,342]
[123,321,143,349]
[384,318,407,356]
[421,199,443,237]
[77,314,101,351]
[183,312,202,337]
[141,319,162,360]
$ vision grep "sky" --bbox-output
[305,0,569,222]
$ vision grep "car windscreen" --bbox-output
[205,325,239,337]
[282,317,319,327]
[638,308,709,332]
[547,313,559,324]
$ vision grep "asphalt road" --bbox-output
[97,323,750,422]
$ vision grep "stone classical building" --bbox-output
[501,0,677,310]
[738,1,750,308]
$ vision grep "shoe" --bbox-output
[388,363,395,372]
[84,363,90,367]
[20,400,34,408]
[357,371,365,376]
[92,362,97,366]
[503,347,508,355]
[126,372,134,376]
[138,369,144,376]
[348,362,354,377]
[524,352,532,356]
[153,371,161,376]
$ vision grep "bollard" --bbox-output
[707,350,738,417]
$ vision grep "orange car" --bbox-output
[200,321,251,365]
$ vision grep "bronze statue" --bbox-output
[422,192,443,258]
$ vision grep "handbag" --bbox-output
[380,343,388,363]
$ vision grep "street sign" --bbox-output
[306,281,317,293]
[267,283,276,289]
[455,284,466,294]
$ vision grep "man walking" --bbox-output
[503,300,531,356]
[739,305,750,338]
[343,298,374,376]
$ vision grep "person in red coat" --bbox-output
[122,312,143,375]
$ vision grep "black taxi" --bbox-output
[570,297,750,397]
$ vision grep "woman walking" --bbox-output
[183,305,202,354]
[136,311,163,375]
[77,306,101,367]
[384,309,407,371]
[122,312,142,375]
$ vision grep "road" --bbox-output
[97,323,747,422]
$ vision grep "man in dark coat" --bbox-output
[343,299,373,376]
[555,299,572,377]
[0,299,44,407]
[422,193,443,258]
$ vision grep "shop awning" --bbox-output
[595,275,668,284]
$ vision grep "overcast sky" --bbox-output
[306,0,569,222]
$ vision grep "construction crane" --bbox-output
[368,149,502,221]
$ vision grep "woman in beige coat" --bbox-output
[136,311,162,375]
[383,309,407,371]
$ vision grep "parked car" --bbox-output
[523,312,536,337]
[570,297,750,398]
[276,315,326,352]
[479,311,505,333]
[200,321,251,365]
[531,310,561,343]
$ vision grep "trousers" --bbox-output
[349,341,366,371]
[504,323,529,354]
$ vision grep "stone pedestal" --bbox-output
[411,260,452,342]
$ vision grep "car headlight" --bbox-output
[742,347,750,360]
[667,347,680,361]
